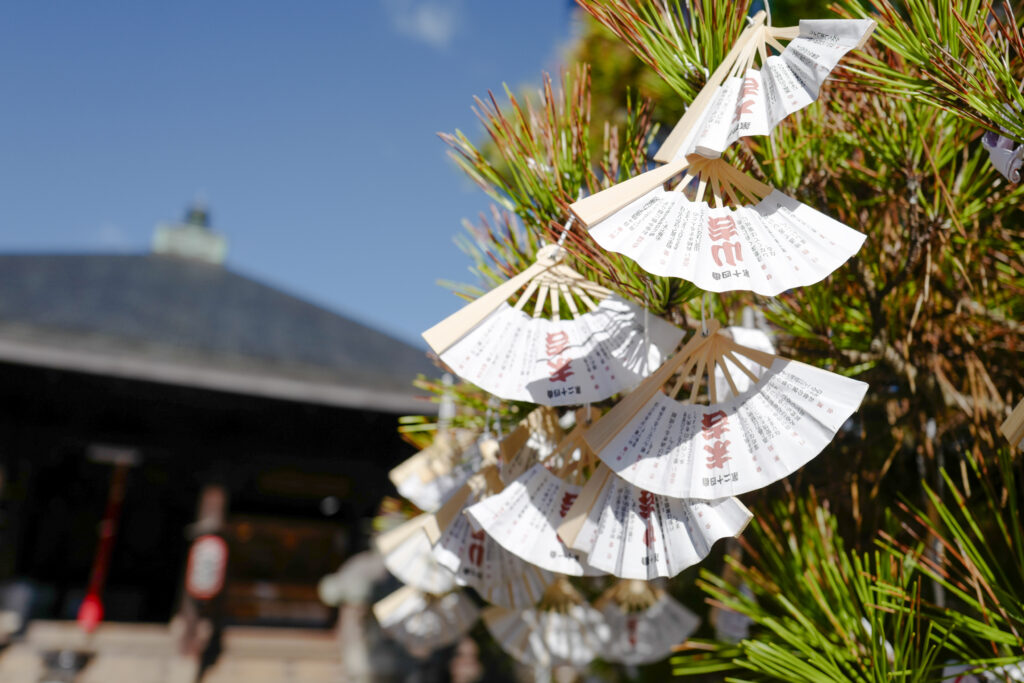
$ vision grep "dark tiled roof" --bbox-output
[0,254,435,412]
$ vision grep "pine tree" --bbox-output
[400,1,1024,679]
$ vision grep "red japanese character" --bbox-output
[560,491,578,518]
[707,216,738,241]
[637,490,655,519]
[548,357,574,382]
[732,99,756,122]
[545,331,570,357]
[711,242,743,267]
[741,77,759,97]
[701,411,730,440]
[704,440,732,469]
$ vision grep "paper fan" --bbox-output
[586,320,868,499]
[481,578,610,668]
[568,13,874,229]
[372,585,480,655]
[373,514,456,595]
[576,157,865,296]
[657,14,876,161]
[596,580,700,665]
[432,505,556,609]
[466,416,608,576]
[388,431,497,512]
[499,406,563,485]
[558,464,751,579]
[465,463,603,577]
[424,463,557,609]
[422,244,683,406]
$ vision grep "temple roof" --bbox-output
[0,253,435,413]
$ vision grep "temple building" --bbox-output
[0,205,434,679]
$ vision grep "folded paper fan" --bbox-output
[422,244,683,406]
[663,16,877,160]
[582,157,865,295]
[433,508,556,609]
[569,14,874,228]
[372,585,480,655]
[389,431,497,512]
[499,406,563,485]
[586,320,868,499]
[481,578,610,668]
[425,465,557,609]
[558,464,751,579]
[465,463,603,576]
[596,580,700,665]
[374,514,456,595]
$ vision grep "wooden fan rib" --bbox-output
[557,463,612,547]
[570,157,689,227]
[513,277,541,312]
[425,483,472,544]
[423,257,556,354]
[722,349,761,386]
[721,334,777,369]
[560,283,581,318]
[768,26,800,41]
[715,345,742,398]
[374,514,430,556]
[534,283,549,318]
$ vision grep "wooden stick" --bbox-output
[1000,398,1024,450]
[561,283,580,318]
[722,349,761,385]
[723,335,777,369]
[768,26,800,41]
[716,346,741,398]
[423,483,472,544]
[533,283,549,318]
[513,277,540,312]
[373,514,430,556]
[422,245,562,354]
[569,157,689,227]
[372,585,419,622]
[557,464,612,547]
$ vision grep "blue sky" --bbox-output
[0,1,577,346]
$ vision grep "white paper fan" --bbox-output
[374,514,457,595]
[481,579,610,668]
[423,463,557,609]
[558,464,751,579]
[583,157,865,296]
[433,509,556,609]
[567,13,874,230]
[372,585,480,655]
[499,406,563,485]
[586,321,868,499]
[672,18,877,159]
[596,581,700,665]
[422,245,683,406]
[465,463,603,577]
[388,431,496,512]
